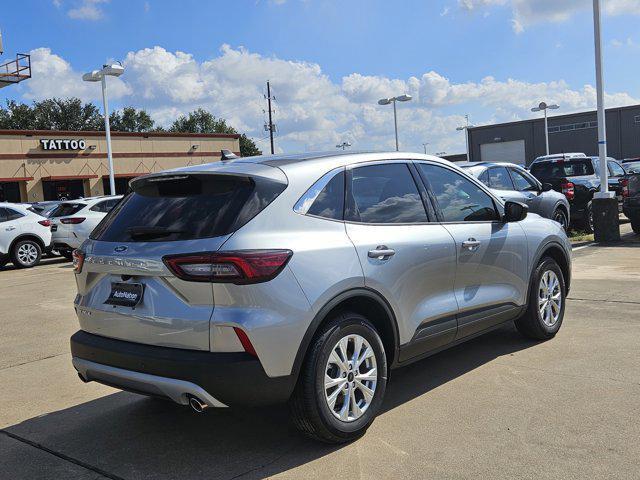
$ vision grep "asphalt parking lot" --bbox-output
[1,225,639,480]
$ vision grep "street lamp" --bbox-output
[531,102,559,156]
[456,114,474,162]
[378,94,412,151]
[82,63,124,196]
[422,142,429,154]
[336,141,351,150]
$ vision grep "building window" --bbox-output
[548,120,598,134]
[634,115,640,125]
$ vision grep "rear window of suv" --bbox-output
[530,160,595,180]
[50,203,86,217]
[91,174,286,242]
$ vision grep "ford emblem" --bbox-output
[114,245,128,253]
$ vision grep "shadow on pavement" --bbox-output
[3,324,536,480]
[0,256,70,272]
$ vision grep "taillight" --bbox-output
[163,250,293,284]
[560,180,575,200]
[233,327,258,357]
[621,178,629,197]
[61,217,86,224]
[38,219,51,227]
[72,249,85,274]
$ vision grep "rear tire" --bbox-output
[515,257,566,340]
[60,249,73,261]
[11,240,42,269]
[631,218,640,235]
[582,202,594,233]
[289,311,387,444]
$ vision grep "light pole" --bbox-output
[82,63,124,196]
[378,94,412,151]
[456,114,474,162]
[422,142,429,154]
[531,102,559,156]
[591,0,619,241]
[336,141,351,150]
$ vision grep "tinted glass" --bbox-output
[478,170,490,186]
[530,160,595,180]
[346,163,427,224]
[418,164,499,222]
[488,166,514,190]
[623,161,640,174]
[92,174,286,242]
[4,208,24,221]
[50,203,86,218]
[306,171,345,220]
[90,198,119,213]
[509,168,539,191]
[609,161,625,177]
[0,208,7,222]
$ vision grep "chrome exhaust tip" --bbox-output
[188,395,209,413]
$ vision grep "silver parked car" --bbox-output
[70,152,571,443]
[460,162,571,231]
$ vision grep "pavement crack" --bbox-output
[568,297,640,306]
[226,445,297,480]
[0,352,69,371]
[0,430,125,480]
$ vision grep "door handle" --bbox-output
[5,226,16,231]
[368,246,395,259]
[462,238,481,251]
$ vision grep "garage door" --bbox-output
[480,140,526,165]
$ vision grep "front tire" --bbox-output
[631,217,640,235]
[59,249,73,261]
[552,207,569,233]
[515,257,566,340]
[290,312,388,444]
[11,240,42,268]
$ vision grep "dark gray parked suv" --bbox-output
[70,152,571,443]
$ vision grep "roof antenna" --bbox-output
[221,149,239,161]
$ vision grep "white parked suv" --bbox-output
[50,196,122,259]
[0,203,52,268]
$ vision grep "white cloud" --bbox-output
[23,47,130,102]
[67,0,109,20]
[459,0,640,33]
[19,45,640,155]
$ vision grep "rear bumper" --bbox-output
[70,330,296,407]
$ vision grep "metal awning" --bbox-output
[42,175,98,181]
[0,176,33,182]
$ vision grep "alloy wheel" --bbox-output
[17,243,39,266]
[324,334,377,422]
[538,270,562,327]
[553,209,568,232]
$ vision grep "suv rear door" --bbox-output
[75,168,287,350]
[343,161,458,360]
[416,162,529,339]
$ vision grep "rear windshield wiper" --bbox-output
[126,226,184,240]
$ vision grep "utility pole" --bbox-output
[266,81,275,154]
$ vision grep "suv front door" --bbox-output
[344,162,458,361]
[416,162,529,339]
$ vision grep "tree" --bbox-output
[170,108,261,156]
[0,98,103,130]
[0,100,39,129]
[109,107,156,132]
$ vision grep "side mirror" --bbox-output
[541,182,553,192]
[503,201,528,222]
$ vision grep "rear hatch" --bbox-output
[530,159,597,204]
[50,202,87,239]
[74,164,287,350]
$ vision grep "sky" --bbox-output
[2,0,640,155]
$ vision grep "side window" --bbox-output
[609,161,625,177]
[346,163,428,224]
[509,168,539,191]
[478,170,490,186]
[487,166,514,190]
[417,164,499,222]
[0,208,8,223]
[4,208,24,221]
[90,201,109,213]
[294,169,345,221]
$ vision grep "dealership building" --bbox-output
[0,129,240,202]
[465,104,640,166]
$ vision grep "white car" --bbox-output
[50,196,122,259]
[0,203,52,268]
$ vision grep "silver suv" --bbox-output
[70,152,571,443]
